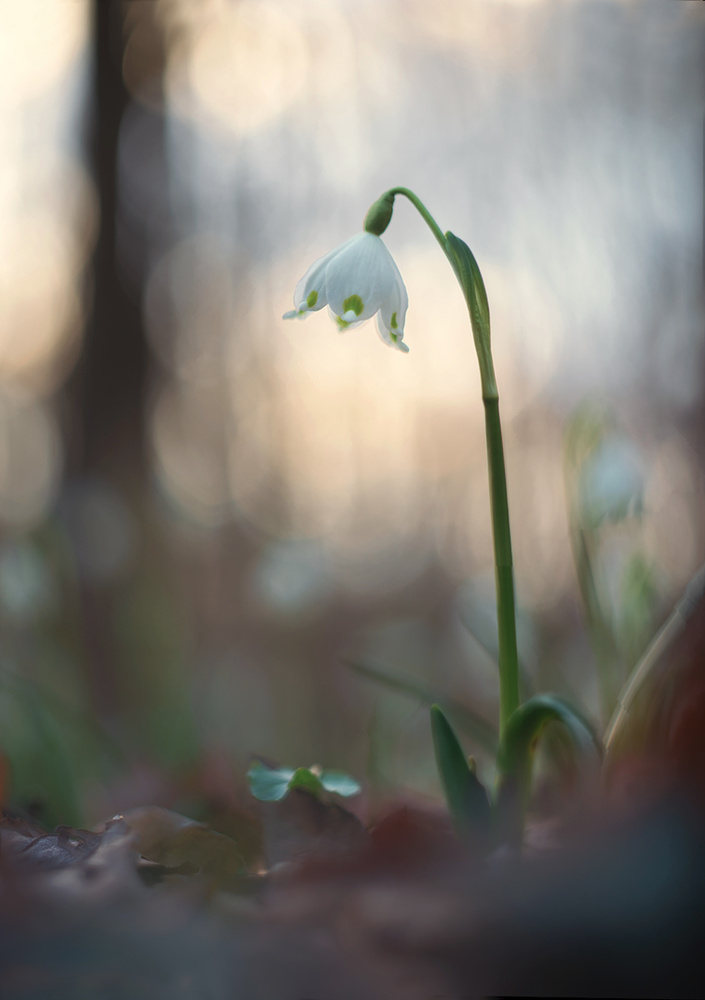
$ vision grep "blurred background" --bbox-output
[0,0,703,832]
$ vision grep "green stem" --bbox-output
[384,188,520,738]
[571,525,621,724]
[485,398,520,735]
[386,186,448,254]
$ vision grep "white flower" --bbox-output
[579,437,645,526]
[283,232,409,353]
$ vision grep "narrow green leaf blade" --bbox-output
[431,704,491,844]
[498,693,599,776]
[445,231,490,340]
[444,231,494,396]
[496,694,601,847]
[343,657,499,754]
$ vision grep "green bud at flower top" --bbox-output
[363,191,395,236]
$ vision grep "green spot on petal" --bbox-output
[336,315,350,330]
[343,294,363,316]
[306,290,318,308]
[390,312,398,330]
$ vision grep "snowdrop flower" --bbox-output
[283,232,409,352]
[579,436,645,527]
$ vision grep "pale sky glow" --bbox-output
[134,0,705,608]
[0,1,90,524]
[0,0,702,609]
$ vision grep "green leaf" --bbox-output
[444,231,495,397]
[320,770,361,797]
[247,762,295,802]
[444,232,490,339]
[431,704,490,844]
[495,694,601,848]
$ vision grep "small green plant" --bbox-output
[247,760,361,802]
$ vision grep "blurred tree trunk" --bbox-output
[73,0,149,477]
[65,1,166,722]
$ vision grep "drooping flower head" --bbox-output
[283,232,409,353]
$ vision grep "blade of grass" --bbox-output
[343,657,498,754]
[457,599,534,699]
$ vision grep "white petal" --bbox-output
[374,245,408,351]
[291,240,354,314]
[324,233,395,322]
[376,312,409,352]
[377,254,408,334]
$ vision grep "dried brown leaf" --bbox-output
[119,805,245,877]
[260,788,368,869]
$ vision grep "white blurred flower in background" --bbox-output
[579,436,645,527]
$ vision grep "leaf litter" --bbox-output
[1,772,705,998]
